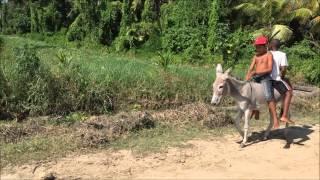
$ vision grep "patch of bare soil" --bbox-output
[2,124,319,179]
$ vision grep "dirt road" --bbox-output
[2,124,319,179]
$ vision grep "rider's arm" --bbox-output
[280,53,288,78]
[255,53,273,75]
[245,57,256,80]
[280,66,287,79]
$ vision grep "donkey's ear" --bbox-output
[216,64,223,74]
[224,68,232,75]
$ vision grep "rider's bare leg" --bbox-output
[268,100,279,129]
[280,89,294,124]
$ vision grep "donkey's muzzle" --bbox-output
[211,95,220,105]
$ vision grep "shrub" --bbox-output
[0,36,10,110]
[11,45,50,114]
[0,68,10,109]
[212,24,254,67]
[303,59,320,86]
[155,51,173,69]
[183,43,209,64]
[207,0,220,53]
[0,36,3,50]
[284,40,320,85]
[66,14,86,41]
[13,14,31,34]
[284,39,318,60]
[161,27,206,54]
[115,22,159,51]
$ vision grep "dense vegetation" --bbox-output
[1,0,319,59]
[0,35,217,115]
[0,0,319,115]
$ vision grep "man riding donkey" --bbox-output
[246,36,294,129]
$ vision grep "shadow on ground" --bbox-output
[244,125,315,148]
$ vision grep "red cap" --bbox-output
[254,36,268,45]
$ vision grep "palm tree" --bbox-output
[233,0,320,42]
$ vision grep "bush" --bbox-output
[161,27,207,62]
[288,58,320,86]
[183,43,209,64]
[12,46,41,98]
[13,14,31,34]
[0,36,10,111]
[115,22,159,51]
[66,14,87,41]
[213,24,254,67]
[115,35,131,52]
[0,36,3,50]
[303,60,320,86]
[284,40,318,60]
[0,67,10,109]
[97,1,122,46]
[155,51,173,69]
[49,49,114,114]
[284,40,320,85]
[10,45,50,114]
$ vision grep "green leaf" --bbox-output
[310,16,320,35]
[271,25,293,42]
[290,8,313,24]
[233,3,260,16]
[252,28,270,39]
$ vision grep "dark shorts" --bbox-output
[272,80,291,95]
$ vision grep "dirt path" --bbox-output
[2,124,319,179]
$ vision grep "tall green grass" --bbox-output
[0,35,215,115]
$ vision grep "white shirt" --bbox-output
[270,50,288,81]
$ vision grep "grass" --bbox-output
[0,120,229,167]
[1,35,217,114]
[0,34,319,169]
[109,122,233,154]
[1,107,319,168]
[1,134,79,168]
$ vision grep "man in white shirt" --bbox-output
[269,39,294,124]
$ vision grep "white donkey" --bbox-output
[211,64,283,148]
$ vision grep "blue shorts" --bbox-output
[253,75,274,102]
[261,77,274,101]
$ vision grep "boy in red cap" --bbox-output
[246,36,279,128]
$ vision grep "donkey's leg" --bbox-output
[263,111,274,140]
[233,110,244,138]
[240,109,251,148]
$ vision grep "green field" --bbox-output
[0,0,319,173]
[0,34,319,169]
[1,35,222,114]
[5,35,317,116]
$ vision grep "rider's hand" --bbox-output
[245,74,251,81]
[246,70,256,81]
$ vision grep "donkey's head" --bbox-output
[211,64,231,105]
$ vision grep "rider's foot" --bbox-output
[280,117,295,124]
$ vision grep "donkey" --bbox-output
[211,64,283,148]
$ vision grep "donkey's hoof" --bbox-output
[240,143,246,148]
[262,136,268,141]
